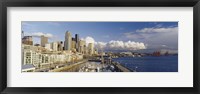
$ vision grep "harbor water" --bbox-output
[112,56,178,72]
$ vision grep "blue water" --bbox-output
[113,56,178,72]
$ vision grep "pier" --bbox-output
[111,62,132,72]
[90,56,133,72]
[49,57,133,72]
[50,59,88,72]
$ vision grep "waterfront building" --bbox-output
[22,44,75,70]
[64,31,72,51]
[41,54,50,66]
[88,43,94,55]
[23,49,32,65]
[22,36,33,45]
[41,35,48,47]
[22,44,47,67]
[23,49,41,68]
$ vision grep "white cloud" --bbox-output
[26,32,53,38]
[95,40,146,51]
[32,32,53,38]
[95,42,107,49]
[136,27,178,33]
[123,26,178,50]
[107,40,125,49]
[83,36,95,46]
[82,36,146,51]
[124,41,146,50]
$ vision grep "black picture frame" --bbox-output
[0,0,200,94]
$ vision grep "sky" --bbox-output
[22,21,178,53]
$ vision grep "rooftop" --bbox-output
[22,64,35,70]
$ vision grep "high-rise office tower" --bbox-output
[79,40,86,54]
[41,35,48,47]
[84,45,87,54]
[57,41,63,51]
[71,38,76,51]
[64,31,72,51]
[75,34,79,52]
[60,41,65,50]
[51,42,58,51]
[88,43,94,55]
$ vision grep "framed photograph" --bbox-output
[1,0,200,94]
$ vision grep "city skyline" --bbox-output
[22,21,178,53]
[21,22,178,72]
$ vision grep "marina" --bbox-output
[50,58,132,72]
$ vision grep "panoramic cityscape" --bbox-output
[21,22,178,72]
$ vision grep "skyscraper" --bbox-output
[79,40,86,54]
[57,41,63,51]
[51,42,58,51]
[88,43,94,55]
[84,45,87,54]
[75,34,79,52]
[64,31,72,51]
[71,38,76,51]
[41,35,48,47]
